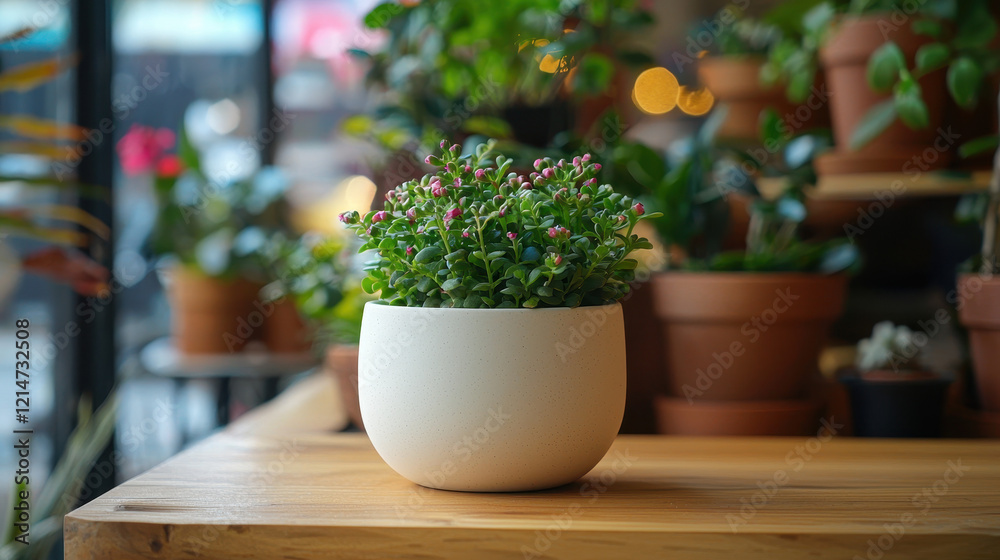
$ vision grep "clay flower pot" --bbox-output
[651,272,847,401]
[165,267,262,354]
[817,15,950,174]
[699,56,829,142]
[263,299,313,354]
[841,370,951,438]
[324,344,362,430]
[358,302,625,492]
[654,394,824,436]
[957,274,1000,412]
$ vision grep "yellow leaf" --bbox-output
[0,141,72,159]
[0,55,76,93]
[27,205,110,240]
[0,115,88,141]
[0,27,35,45]
[0,212,89,247]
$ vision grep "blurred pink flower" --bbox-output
[117,125,176,176]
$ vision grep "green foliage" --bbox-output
[2,394,117,560]
[150,130,292,281]
[347,0,654,156]
[341,141,658,308]
[262,234,372,345]
[631,109,858,274]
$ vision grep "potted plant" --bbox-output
[957,121,1000,413]
[814,0,1000,173]
[347,0,654,166]
[140,128,296,354]
[636,117,858,435]
[840,321,952,437]
[264,233,372,428]
[696,9,788,142]
[339,140,657,491]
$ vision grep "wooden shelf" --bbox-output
[66,432,1000,559]
[759,171,991,201]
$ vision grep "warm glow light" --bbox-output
[632,67,679,115]
[677,86,715,116]
[294,175,377,235]
[539,53,562,73]
[344,175,377,211]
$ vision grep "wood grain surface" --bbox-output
[65,433,1000,559]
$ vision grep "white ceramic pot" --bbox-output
[358,301,626,492]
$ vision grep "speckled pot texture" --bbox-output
[358,301,626,492]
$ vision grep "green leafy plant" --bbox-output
[262,233,372,345]
[855,320,922,372]
[761,0,836,103]
[1,393,117,560]
[626,109,857,273]
[346,0,653,154]
[340,140,659,308]
[144,129,292,281]
[700,6,784,57]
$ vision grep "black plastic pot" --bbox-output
[841,371,952,438]
[502,102,573,148]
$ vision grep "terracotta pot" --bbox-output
[263,299,313,354]
[166,267,262,354]
[956,274,1000,412]
[654,394,824,436]
[324,344,362,430]
[841,370,951,438]
[620,281,664,434]
[652,273,848,401]
[817,15,950,174]
[699,57,829,142]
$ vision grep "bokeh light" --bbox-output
[632,67,679,115]
[677,86,715,116]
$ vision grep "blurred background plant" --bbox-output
[261,232,371,346]
[343,0,655,164]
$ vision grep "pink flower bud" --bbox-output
[424,155,433,165]
[593,163,602,171]
[475,168,486,180]
[338,212,352,224]
[386,190,396,200]
[406,246,414,255]
[371,211,388,224]
[548,227,558,238]
[634,202,645,216]
[534,158,543,169]
[366,227,372,235]
[520,182,532,190]
[582,154,591,162]
[507,232,517,240]
[417,226,424,234]
[406,207,417,222]
[557,159,565,168]
[464,165,472,173]
[453,177,462,188]
[542,168,555,179]
[573,156,581,167]
[462,231,470,238]
[440,139,448,149]
[450,144,461,153]
[445,207,463,221]
[585,178,597,186]
[554,254,563,265]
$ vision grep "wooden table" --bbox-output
[65,431,1000,559]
